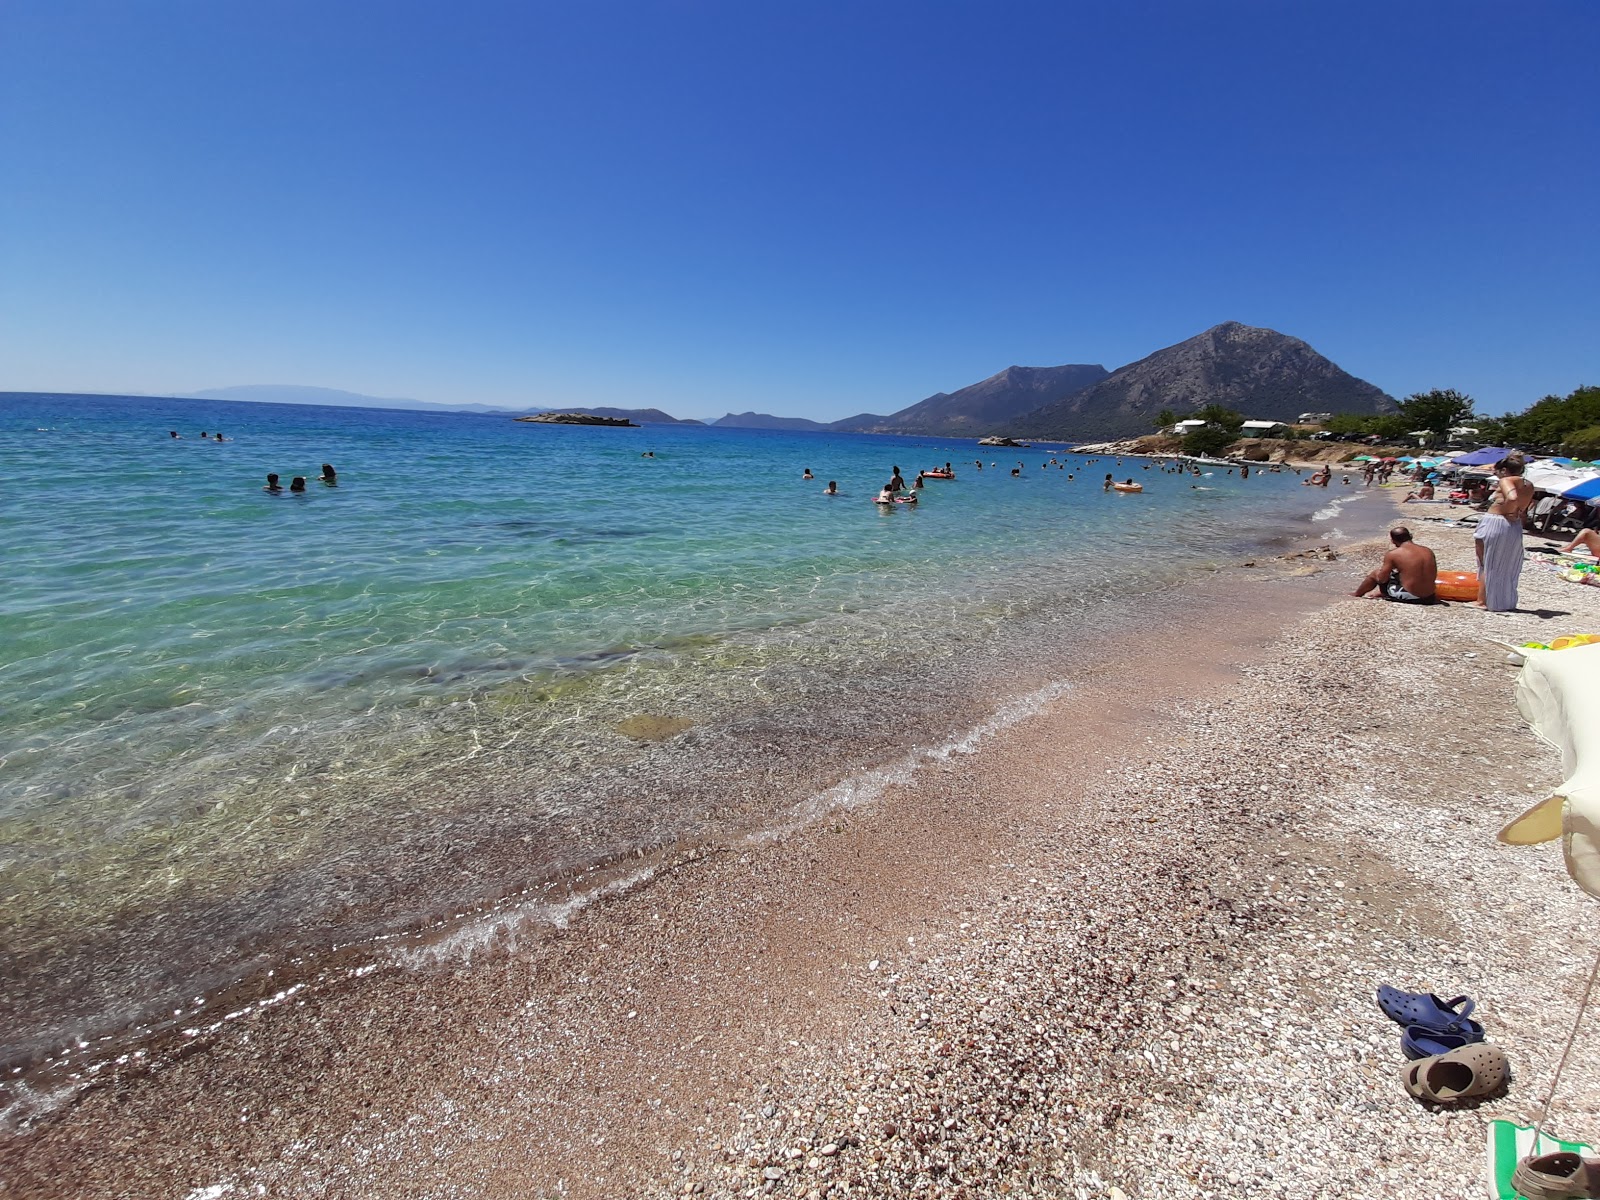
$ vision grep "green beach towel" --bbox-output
[1488,1120,1594,1199]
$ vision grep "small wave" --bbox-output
[389,865,662,969]
[758,679,1074,838]
[1312,495,1352,522]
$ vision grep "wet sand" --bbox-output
[5,499,1598,1199]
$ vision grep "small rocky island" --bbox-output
[515,412,638,427]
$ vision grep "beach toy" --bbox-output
[1549,634,1600,650]
[1434,570,1480,602]
[1111,482,1143,493]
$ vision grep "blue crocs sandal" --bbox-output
[1402,1025,1482,1061]
[1376,986,1484,1037]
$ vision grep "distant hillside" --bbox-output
[829,412,894,432]
[1008,323,1394,442]
[837,364,1108,437]
[713,412,832,431]
[187,385,536,415]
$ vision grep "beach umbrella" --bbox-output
[1450,446,1513,466]
[1525,461,1600,494]
[1351,454,1376,462]
[1562,477,1600,502]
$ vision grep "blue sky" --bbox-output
[1,2,1594,421]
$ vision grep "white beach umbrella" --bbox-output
[1524,461,1600,495]
[1500,641,1600,899]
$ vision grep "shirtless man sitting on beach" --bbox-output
[1352,526,1439,604]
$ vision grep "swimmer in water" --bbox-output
[214,432,225,442]
[263,473,283,493]
[803,468,814,480]
[289,476,307,493]
[641,451,655,458]
[318,463,337,484]
[1103,473,1114,491]
[169,430,181,439]
[824,480,838,494]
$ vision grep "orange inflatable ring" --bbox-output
[1435,570,1480,602]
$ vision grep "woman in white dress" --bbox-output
[1474,453,1534,611]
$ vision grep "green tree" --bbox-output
[1193,404,1244,431]
[1154,408,1177,430]
[1562,425,1600,459]
[1181,423,1237,457]
[1398,389,1476,435]
[1501,386,1600,450]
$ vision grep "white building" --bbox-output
[1239,419,1288,437]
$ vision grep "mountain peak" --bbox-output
[1008,324,1394,441]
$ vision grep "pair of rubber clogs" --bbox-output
[1377,986,1508,1104]
[1512,1152,1600,1199]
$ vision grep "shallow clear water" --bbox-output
[0,392,1341,1067]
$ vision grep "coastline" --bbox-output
[5,496,1599,1199]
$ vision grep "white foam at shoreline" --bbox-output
[389,865,663,969]
[755,679,1074,840]
[386,681,1074,970]
[1312,494,1353,522]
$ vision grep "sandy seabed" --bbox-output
[3,494,1599,1200]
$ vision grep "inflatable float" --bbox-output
[1499,641,1600,899]
[1434,570,1480,602]
[1111,482,1143,493]
[923,470,955,480]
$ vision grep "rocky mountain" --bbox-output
[1007,323,1394,442]
[713,412,832,431]
[834,364,1108,437]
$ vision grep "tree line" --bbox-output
[1157,385,1600,458]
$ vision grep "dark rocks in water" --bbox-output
[515,413,638,427]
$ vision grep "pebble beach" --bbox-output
[4,498,1599,1200]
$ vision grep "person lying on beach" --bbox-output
[1562,529,1600,557]
[1403,482,1435,502]
[1352,526,1439,604]
[263,473,283,493]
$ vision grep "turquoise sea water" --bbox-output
[0,392,1349,1080]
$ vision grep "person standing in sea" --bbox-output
[1475,452,1533,611]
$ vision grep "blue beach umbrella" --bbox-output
[1562,477,1600,502]
[1450,447,1513,466]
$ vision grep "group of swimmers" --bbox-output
[171,430,227,442]
[802,454,1275,503]
[264,464,338,494]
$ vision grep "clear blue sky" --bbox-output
[2,1,1594,421]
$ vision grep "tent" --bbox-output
[1450,446,1514,466]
